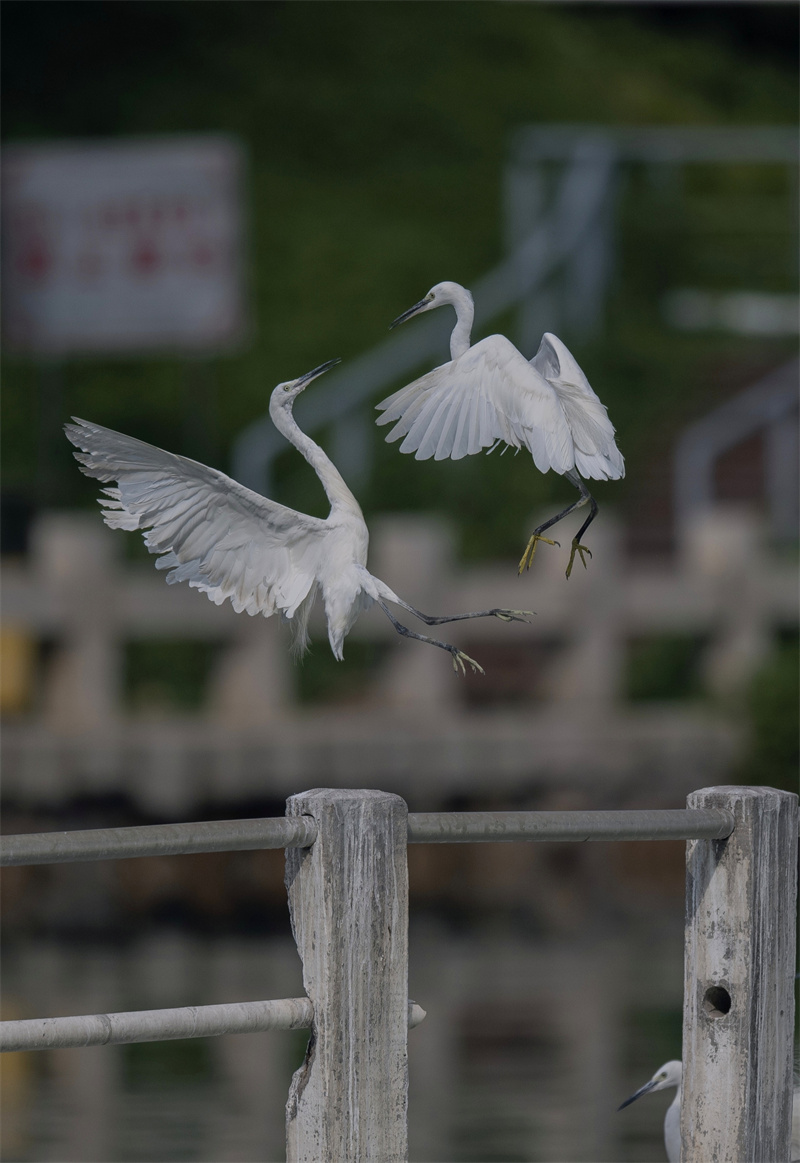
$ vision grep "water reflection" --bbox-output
[2,924,683,1162]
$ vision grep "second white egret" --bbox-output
[376,281,624,578]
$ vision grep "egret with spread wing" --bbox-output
[66,359,531,676]
[376,281,624,578]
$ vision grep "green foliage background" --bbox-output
[3,1,797,550]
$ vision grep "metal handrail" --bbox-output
[673,357,800,533]
[0,815,318,866]
[1,807,735,867]
[407,808,735,843]
[1,999,313,1053]
[0,999,428,1053]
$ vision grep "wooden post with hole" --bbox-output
[284,788,410,1163]
[682,785,798,1163]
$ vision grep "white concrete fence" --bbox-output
[2,505,797,812]
[5,505,797,727]
[1,784,797,1163]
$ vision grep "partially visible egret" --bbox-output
[65,359,531,676]
[376,281,624,578]
[618,1060,682,1163]
[619,1060,800,1163]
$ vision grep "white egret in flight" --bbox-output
[65,359,532,676]
[618,1060,682,1162]
[376,281,624,578]
[619,1059,800,1163]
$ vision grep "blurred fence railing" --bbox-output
[1,785,797,1163]
[2,504,797,810]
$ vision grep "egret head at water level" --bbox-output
[619,1060,682,1163]
[618,1060,682,1110]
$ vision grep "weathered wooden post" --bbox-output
[682,785,798,1163]
[284,789,409,1163]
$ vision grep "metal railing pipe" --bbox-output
[1,998,314,1052]
[2,809,737,866]
[0,815,317,867]
[406,808,735,844]
[0,999,427,1053]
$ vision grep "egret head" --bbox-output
[271,358,341,407]
[390,281,472,329]
[618,1061,682,1110]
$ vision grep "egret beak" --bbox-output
[617,1078,659,1111]
[390,297,431,330]
[294,357,341,391]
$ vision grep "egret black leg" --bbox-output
[518,472,599,579]
[517,498,583,573]
[392,599,533,627]
[566,490,599,579]
[378,602,484,675]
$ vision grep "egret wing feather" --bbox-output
[531,333,625,481]
[378,335,575,472]
[407,384,461,460]
[64,418,328,639]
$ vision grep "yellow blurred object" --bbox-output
[0,626,36,714]
[0,1002,35,1159]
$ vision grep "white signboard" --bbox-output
[2,136,248,355]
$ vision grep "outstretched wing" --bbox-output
[376,334,574,474]
[531,333,624,481]
[65,418,328,625]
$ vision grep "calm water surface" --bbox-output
[2,922,682,1162]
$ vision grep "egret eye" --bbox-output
[283,384,292,392]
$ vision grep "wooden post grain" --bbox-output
[285,789,409,1163]
[682,785,798,1163]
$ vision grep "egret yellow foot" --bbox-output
[491,609,535,623]
[518,534,560,574]
[451,649,484,676]
[565,539,592,579]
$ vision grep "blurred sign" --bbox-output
[2,136,248,355]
